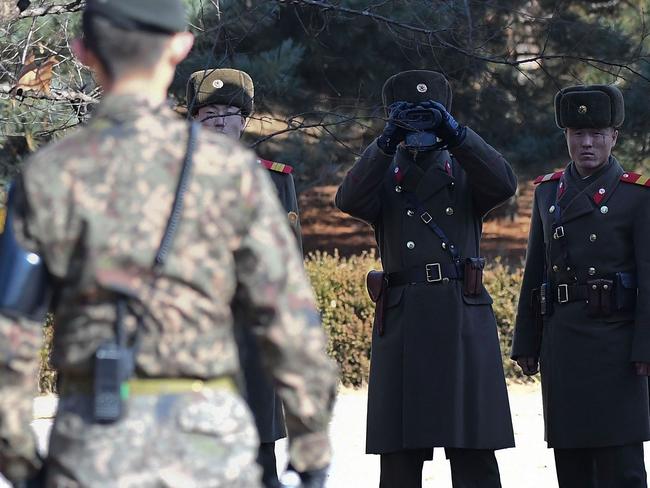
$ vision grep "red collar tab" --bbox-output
[393,165,405,183]
[257,158,294,174]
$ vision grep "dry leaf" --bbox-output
[13,54,57,96]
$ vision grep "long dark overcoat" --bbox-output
[336,129,516,453]
[235,165,301,443]
[512,158,650,448]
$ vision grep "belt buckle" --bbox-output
[557,284,569,303]
[425,263,442,283]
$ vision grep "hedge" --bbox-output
[39,253,527,393]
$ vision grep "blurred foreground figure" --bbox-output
[0,1,336,487]
[336,70,516,488]
[513,84,650,488]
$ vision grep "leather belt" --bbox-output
[60,376,237,396]
[555,283,589,304]
[387,262,462,287]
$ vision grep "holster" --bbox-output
[366,270,387,336]
[586,279,614,317]
[539,282,552,316]
[463,257,485,297]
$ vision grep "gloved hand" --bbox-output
[298,466,328,488]
[377,101,412,155]
[419,100,466,148]
[635,362,650,376]
[515,356,539,376]
[13,465,46,488]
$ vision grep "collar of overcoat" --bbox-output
[558,156,623,224]
[394,147,455,202]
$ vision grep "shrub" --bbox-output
[38,253,528,392]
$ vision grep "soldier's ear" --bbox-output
[167,32,194,65]
[611,129,619,147]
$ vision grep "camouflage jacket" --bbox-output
[0,94,336,480]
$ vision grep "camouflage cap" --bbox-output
[555,84,624,129]
[84,0,187,33]
[187,69,254,117]
[382,70,453,114]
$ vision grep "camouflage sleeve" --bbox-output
[0,181,44,481]
[234,162,338,472]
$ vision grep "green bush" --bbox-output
[38,253,528,392]
[305,252,528,387]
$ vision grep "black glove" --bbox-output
[419,100,466,148]
[515,356,539,376]
[298,466,328,488]
[377,101,412,155]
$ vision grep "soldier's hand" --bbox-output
[298,466,328,488]
[419,100,466,148]
[377,101,412,155]
[515,356,539,376]
[635,362,650,376]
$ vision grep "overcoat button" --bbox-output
[395,186,402,193]
[441,243,447,249]
[407,210,415,217]
[442,277,450,284]
[549,205,556,214]
[446,207,454,216]
[600,206,609,214]
[552,265,559,272]
[598,188,606,195]
[589,234,597,242]
[406,241,415,249]
[588,267,596,275]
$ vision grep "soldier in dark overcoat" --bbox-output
[187,69,302,488]
[336,70,516,488]
[512,84,650,488]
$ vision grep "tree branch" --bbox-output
[18,0,84,19]
[0,83,98,104]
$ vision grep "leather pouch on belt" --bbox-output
[587,279,613,317]
[366,270,387,336]
[463,257,485,297]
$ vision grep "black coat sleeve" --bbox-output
[631,193,650,362]
[511,188,546,359]
[451,128,518,217]
[335,139,394,224]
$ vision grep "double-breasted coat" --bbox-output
[235,159,301,443]
[512,158,650,448]
[336,129,516,453]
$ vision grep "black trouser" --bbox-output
[379,448,501,488]
[258,442,280,488]
[554,444,647,488]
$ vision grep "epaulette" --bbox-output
[258,158,293,174]
[620,172,650,188]
[534,171,564,185]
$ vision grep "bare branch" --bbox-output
[0,83,98,104]
[18,0,84,19]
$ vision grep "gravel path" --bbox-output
[3,383,649,487]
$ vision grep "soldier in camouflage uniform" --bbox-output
[0,1,336,487]
[186,68,303,488]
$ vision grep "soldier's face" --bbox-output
[194,105,245,140]
[565,127,618,176]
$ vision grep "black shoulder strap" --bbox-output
[153,122,199,273]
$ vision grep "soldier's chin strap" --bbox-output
[0,184,51,322]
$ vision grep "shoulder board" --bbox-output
[620,172,650,188]
[258,158,293,174]
[534,171,564,185]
